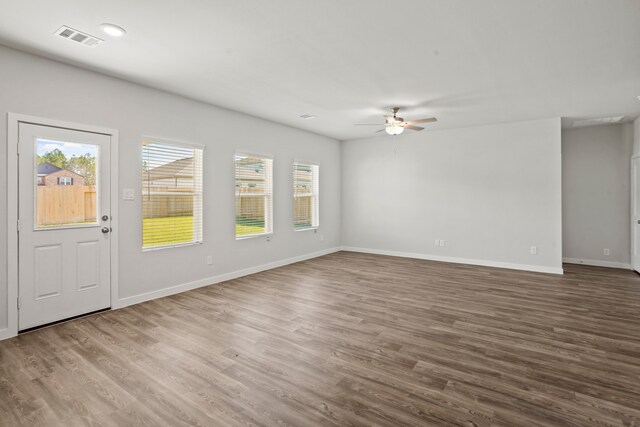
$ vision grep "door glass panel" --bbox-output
[35,139,99,228]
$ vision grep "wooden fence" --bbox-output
[294,196,312,224]
[142,194,194,218]
[234,195,312,223]
[141,186,196,219]
[235,196,265,220]
[36,186,96,226]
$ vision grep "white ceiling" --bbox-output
[0,0,639,140]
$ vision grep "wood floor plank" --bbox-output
[1,252,640,426]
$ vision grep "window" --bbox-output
[235,153,273,238]
[293,162,319,230]
[35,139,98,228]
[57,176,73,186]
[142,141,203,249]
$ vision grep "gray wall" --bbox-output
[0,45,341,333]
[562,123,633,267]
[341,118,563,273]
[635,117,640,155]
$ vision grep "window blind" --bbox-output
[235,154,273,238]
[293,162,319,230]
[142,142,203,249]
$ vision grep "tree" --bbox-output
[68,153,96,185]
[38,148,68,168]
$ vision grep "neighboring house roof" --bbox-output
[37,162,85,178]
[237,168,265,181]
[144,157,194,181]
[236,159,268,182]
[143,156,268,183]
[37,162,62,175]
[294,169,312,184]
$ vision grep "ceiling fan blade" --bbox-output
[375,129,386,133]
[404,125,424,131]
[354,123,384,126]
[404,117,437,125]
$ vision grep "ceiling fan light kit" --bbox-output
[354,107,437,136]
[385,123,405,135]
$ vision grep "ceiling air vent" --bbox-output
[54,26,103,48]
[571,116,625,128]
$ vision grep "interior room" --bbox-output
[1,1,640,425]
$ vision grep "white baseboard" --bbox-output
[0,328,15,341]
[562,257,631,270]
[113,247,341,309]
[341,246,564,275]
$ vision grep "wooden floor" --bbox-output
[1,252,640,426]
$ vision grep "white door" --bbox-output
[18,123,111,330]
[633,156,640,273]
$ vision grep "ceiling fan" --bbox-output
[355,107,437,135]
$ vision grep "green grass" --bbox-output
[143,216,194,247]
[235,217,265,237]
[143,216,266,247]
[236,224,265,237]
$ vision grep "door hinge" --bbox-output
[17,298,20,310]
[17,220,20,232]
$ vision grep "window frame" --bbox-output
[141,138,205,251]
[234,151,274,240]
[57,176,73,186]
[292,160,319,232]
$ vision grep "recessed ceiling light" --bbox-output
[299,114,315,119]
[100,23,126,37]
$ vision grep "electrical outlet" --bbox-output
[439,240,445,247]
[206,255,213,265]
[435,240,440,247]
[530,246,538,255]
[603,248,610,256]
[266,235,271,242]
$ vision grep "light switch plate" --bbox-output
[122,188,135,200]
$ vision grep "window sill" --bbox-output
[236,232,273,241]
[142,241,202,252]
[294,227,319,232]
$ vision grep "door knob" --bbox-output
[101,227,111,234]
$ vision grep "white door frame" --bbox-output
[3,113,119,340]
[632,154,640,273]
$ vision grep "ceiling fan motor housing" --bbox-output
[354,107,436,134]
